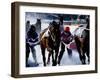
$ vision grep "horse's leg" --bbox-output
[84,44,90,64]
[87,31,90,63]
[82,30,89,64]
[78,44,86,64]
[47,52,52,65]
[58,42,65,65]
[75,37,83,64]
[86,50,90,64]
[81,38,89,64]
[41,45,46,66]
[26,43,30,67]
[50,50,55,66]
[79,42,86,64]
[85,41,90,64]
[82,49,86,64]
[54,46,60,66]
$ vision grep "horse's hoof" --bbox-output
[52,64,56,66]
[43,63,46,66]
[52,63,56,66]
[82,62,86,65]
[47,61,50,65]
[58,61,60,66]
[52,62,57,66]
[88,59,90,64]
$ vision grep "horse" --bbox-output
[40,21,61,66]
[74,23,90,64]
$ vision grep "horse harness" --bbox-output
[41,28,56,43]
[74,27,89,38]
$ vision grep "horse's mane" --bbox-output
[40,28,48,40]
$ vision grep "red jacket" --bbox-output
[61,31,73,44]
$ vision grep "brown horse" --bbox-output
[74,24,90,64]
[40,21,60,66]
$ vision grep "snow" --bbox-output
[27,44,87,67]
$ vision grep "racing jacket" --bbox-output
[61,31,73,44]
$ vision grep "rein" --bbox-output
[40,28,55,42]
[48,28,56,42]
[84,28,89,31]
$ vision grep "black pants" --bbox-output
[26,43,37,66]
[58,42,72,65]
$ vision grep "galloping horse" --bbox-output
[40,21,60,66]
[74,20,90,64]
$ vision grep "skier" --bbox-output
[26,25,39,67]
[58,26,73,65]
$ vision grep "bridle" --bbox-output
[48,28,56,42]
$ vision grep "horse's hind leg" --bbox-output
[78,53,86,64]
[47,52,52,65]
[86,43,90,64]
[41,46,46,66]
[50,50,55,66]
[81,47,87,64]
[54,48,59,66]
[75,37,85,64]
[86,49,90,64]
[82,54,86,64]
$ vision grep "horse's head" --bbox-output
[49,21,60,44]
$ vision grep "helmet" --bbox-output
[64,26,70,32]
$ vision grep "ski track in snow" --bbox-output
[27,44,88,67]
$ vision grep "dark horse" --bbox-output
[40,21,60,66]
[74,18,90,64]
